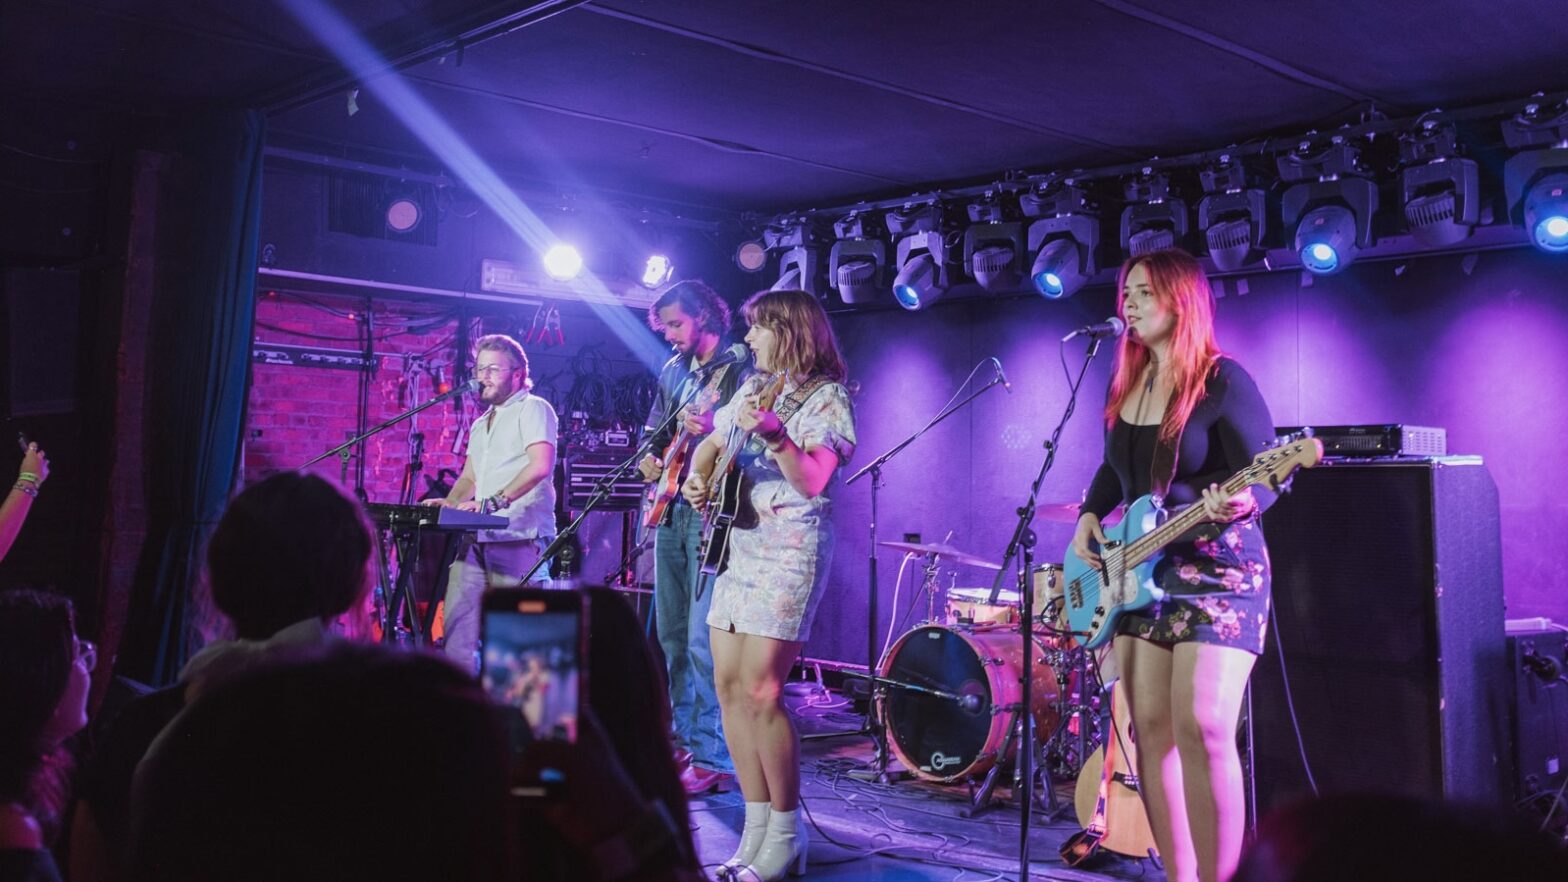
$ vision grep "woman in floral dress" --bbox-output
[682,288,854,882]
[1070,248,1277,882]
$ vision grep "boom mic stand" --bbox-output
[805,360,1007,781]
[300,380,480,641]
[985,335,1107,880]
[519,382,706,585]
[300,379,479,473]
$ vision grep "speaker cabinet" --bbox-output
[1253,460,1511,815]
[1507,627,1568,806]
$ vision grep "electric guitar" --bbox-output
[1061,435,1323,649]
[696,373,786,576]
[642,388,721,529]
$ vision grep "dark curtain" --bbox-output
[119,110,264,684]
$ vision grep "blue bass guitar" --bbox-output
[1061,436,1323,649]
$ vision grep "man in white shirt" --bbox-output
[423,334,558,670]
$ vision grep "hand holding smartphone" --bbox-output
[480,588,586,797]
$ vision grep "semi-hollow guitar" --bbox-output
[642,387,721,530]
[1061,435,1323,649]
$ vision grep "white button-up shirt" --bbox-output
[466,389,558,542]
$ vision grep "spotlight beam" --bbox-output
[276,0,669,371]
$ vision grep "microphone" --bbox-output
[1062,317,1127,342]
[956,693,987,713]
[698,342,749,372]
[991,357,1012,394]
[434,378,482,402]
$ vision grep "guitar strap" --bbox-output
[773,374,831,428]
[1149,400,1180,508]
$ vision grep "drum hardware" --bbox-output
[877,624,1060,787]
[835,360,1008,780]
[877,539,1002,571]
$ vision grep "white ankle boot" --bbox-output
[741,807,808,880]
[723,801,772,872]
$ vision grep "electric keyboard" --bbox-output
[365,503,509,532]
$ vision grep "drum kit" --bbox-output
[862,508,1151,857]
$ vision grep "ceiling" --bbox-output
[5,0,1567,218]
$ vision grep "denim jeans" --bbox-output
[654,502,732,772]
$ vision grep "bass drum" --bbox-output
[879,624,1060,783]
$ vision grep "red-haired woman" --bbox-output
[1070,248,1277,882]
[682,289,855,881]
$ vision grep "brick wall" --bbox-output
[244,291,661,507]
[245,292,471,501]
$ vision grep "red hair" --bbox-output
[1103,248,1224,444]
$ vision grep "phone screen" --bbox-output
[480,590,583,795]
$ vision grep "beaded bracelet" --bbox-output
[12,481,38,498]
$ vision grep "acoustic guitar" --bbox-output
[1064,682,1157,864]
[696,373,786,576]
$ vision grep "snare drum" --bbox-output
[945,586,1023,625]
[879,624,1061,783]
[945,565,1067,635]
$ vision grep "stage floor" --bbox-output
[687,687,1166,882]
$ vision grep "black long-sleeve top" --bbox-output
[1081,357,1279,520]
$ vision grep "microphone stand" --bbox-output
[299,381,473,643]
[517,380,708,585]
[805,365,1007,781]
[984,335,1107,881]
[299,382,474,472]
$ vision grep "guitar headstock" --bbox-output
[1244,435,1325,494]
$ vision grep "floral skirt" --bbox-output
[1117,517,1271,656]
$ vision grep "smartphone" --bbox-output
[480,588,586,797]
[17,432,30,453]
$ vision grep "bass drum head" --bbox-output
[880,625,999,782]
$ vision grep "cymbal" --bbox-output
[1035,503,1122,526]
[877,540,1001,571]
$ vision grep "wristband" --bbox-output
[17,471,40,484]
[12,482,38,498]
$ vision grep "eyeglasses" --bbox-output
[75,638,97,672]
[474,365,518,377]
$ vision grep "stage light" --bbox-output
[1502,100,1568,255]
[828,212,887,305]
[762,219,823,295]
[735,239,768,272]
[886,203,949,311]
[1525,175,1568,252]
[1197,156,1267,272]
[962,194,1026,293]
[1293,205,1357,274]
[1120,171,1188,257]
[541,243,583,281]
[385,196,422,233]
[1399,123,1479,248]
[1279,139,1377,276]
[1021,182,1099,299]
[640,254,673,288]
